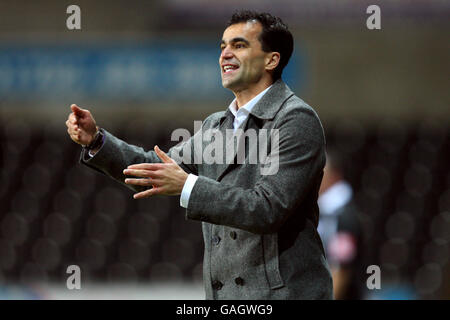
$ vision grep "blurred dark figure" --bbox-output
[318,149,363,299]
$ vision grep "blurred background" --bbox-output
[0,0,449,299]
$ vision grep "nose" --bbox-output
[220,46,234,60]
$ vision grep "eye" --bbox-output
[235,43,245,49]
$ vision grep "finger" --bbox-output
[123,168,160,178]
[68,128,80,141]
[71,129,81,140]
[154,145,172,163]
[66,117,77,128]
[133,187,161,199]
[124,178,153,186]
[148,179,164,186]
[67,126,76,136]
[123,169,150,177]
[70,115,78,125]
[71,104,86,118]
[126,178,164,187]
[69,112,77,121]
[127,163,165,170]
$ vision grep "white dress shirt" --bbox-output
[317,180,353,246]
[180,85,272,208]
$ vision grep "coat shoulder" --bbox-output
[275,94,325,141]
[281,94,321,120]
[203,110,226,127]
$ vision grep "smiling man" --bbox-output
[66,10,333,299]
[220,19,276,105]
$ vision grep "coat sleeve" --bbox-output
[185,105,326,234]
[80,128,199,193]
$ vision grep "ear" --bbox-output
[265,52,280,72]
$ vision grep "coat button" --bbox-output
[229,231,237,240]
[212,236,221,246]
[235,277,244,286]
[212,280,223,290]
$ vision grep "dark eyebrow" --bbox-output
[220,37,250,46]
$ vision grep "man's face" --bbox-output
[219,21,268,92]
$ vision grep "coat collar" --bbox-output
[214,80,294,181]
[219,79,294,124]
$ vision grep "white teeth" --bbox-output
[223,65,237,72]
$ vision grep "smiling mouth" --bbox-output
[222,65,239,74]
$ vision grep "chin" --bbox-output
[222,80,233,89]
[222,79,241,91]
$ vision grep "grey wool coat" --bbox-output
[81,79,334,300]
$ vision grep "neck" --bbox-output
[234,78,273,109]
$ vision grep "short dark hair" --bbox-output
[227,10,294,81]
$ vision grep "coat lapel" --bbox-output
[214,109,235,181]
[214,79,295,181]
[249,79,294,120]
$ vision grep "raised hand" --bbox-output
[66,104,98,146]
[123,146,188,199]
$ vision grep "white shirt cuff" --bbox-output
[180,174,198,208]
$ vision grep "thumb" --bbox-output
[71,104,86,118]
[154,145,173,164]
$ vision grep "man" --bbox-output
[66,10,333,299]
[318,149,363,299]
